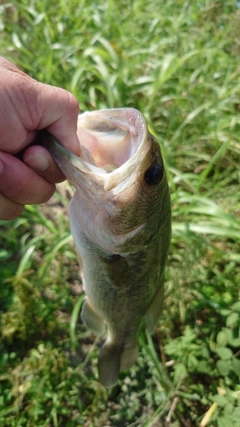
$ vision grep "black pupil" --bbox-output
[144,164,163,186]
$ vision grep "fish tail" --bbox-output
[98,341,138,388]
[120,342,138,371]
[98,343,121,388]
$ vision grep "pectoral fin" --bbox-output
[145,284,164,334]
[81,297,105,336]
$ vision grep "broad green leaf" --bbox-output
[216,359,231,376]
[217,419,230,427]
[231,302,240,313]
[217,331,228,347]
[226,312,239,327]
[232,407,240,421]
[215,347,233,360]
[212,394,228,406]
[232,357,240,377]
[228,338,240,347]
[221,327,233,343]
[0,249,11,261]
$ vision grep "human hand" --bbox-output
[0,57,80,220]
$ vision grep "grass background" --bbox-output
[0,0,240,426]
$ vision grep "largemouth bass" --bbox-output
[43,108,171,388]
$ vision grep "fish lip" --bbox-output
[43,108,150,195]
[77,108,150,192]
[77,107,149,172]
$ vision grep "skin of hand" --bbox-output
[0,57,80,220]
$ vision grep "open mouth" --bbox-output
[42,108,148,195]
[77,109,144,173]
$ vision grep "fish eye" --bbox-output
[144,163,164,186]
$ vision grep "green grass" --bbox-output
[0,0,240,425]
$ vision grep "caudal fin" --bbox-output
[98,344,121,388]
[98,342,138,388]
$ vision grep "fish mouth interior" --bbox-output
[77,111,144,173]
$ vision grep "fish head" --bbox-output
[44,108,171,255]
[104,131,171,254]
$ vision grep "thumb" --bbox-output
[36,82,80,156]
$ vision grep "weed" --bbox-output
[0,0,240,426]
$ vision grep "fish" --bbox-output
[43,108,171,388]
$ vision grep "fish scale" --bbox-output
[43,107,171,388]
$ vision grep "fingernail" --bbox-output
[25,153,49,171]
[0,160,3,174]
